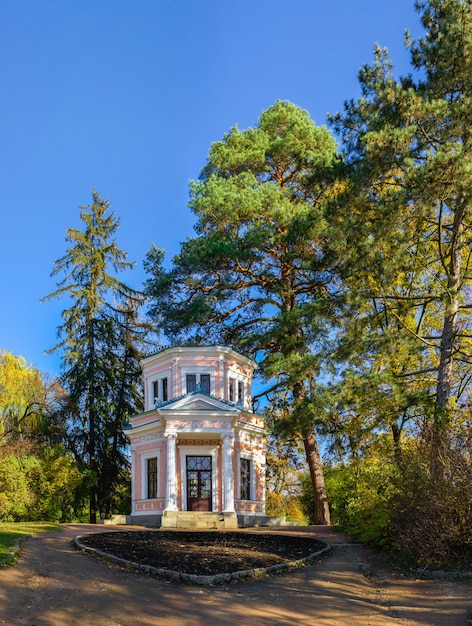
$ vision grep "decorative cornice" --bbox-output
[165,419,233,430]
[142,343,256,370]
[144,341,252,359]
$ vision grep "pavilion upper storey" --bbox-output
[142,344,257,412]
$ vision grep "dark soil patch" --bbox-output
[79,530,326,576]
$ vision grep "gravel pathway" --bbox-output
[0,524,471,625]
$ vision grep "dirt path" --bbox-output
[0,524,471,626]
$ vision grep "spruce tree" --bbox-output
[43,190,148,522]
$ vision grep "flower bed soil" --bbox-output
[78,530,326,576]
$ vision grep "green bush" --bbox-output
[0,444,84,522]
[31,447,84,521]
[299,443,472,570]
[0,454,35,520]
[388,449,472,570]
[300,458,399,546]
[266,490,307,523]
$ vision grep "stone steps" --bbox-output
[161,511,238,529]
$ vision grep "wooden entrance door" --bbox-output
[186,456,212,511]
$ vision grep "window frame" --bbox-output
[141,451,160,500]
[182,368,214,395]
[239,455,252,501]
[148,369,171,409]
[147,457,158,500]
[228,373,246,406]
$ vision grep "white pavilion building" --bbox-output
[124,344,268,528]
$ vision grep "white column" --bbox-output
[222,433,235,512]
[164,431,178,511]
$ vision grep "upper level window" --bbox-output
[200,374,210,393]
[186,373,211,394]
[153,377,168,403]
[238,380,243,402]
[229,377,244,404]
[186,374,197,393]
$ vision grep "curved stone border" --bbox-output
[74,534,331,585]
[413,567,472,581]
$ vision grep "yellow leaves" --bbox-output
[0,351,45,439]
[323,179,349,201]
[0,353,30,406]
[365,274,379,291]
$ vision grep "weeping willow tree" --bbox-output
[0,351,47,443]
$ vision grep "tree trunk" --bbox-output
[89,485,97,524]
[432,199,465,473]
[303,428,331,525]
[88,396,98,524]
[391,421,403,465]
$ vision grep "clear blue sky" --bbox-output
[0,1,422,376]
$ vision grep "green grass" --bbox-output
[0,522,62,567]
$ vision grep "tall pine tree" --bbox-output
[330,0,472,472]
[145,101,342,524]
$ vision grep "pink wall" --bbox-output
[142,346,257,410]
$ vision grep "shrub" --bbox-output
[388,449,472,570]
[303,442,472,570]
[0,454,35,520]
[266,490,307,522]
[0,443,84,522]
[301,458,399,546]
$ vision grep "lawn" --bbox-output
[0,522,62,566]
